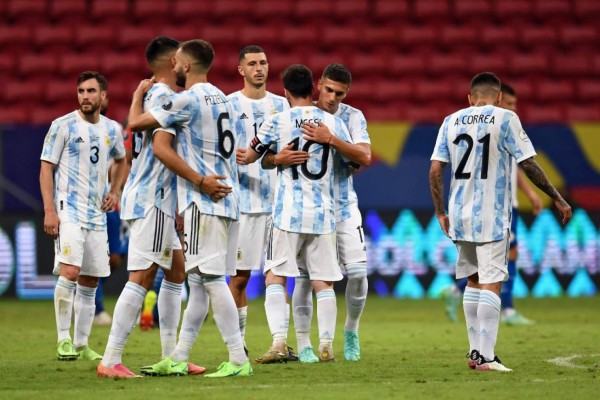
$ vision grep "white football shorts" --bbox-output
[53,222,110,277]
[236,212,272,271]
[454,230,510,284]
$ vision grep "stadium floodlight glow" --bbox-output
[15,222,56,299]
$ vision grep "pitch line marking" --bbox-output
[546,354,600,369]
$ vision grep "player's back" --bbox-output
[228,90,289,213]
[121,83,177,220]
[174,82,238,219]
[259,105,350,234]
[432,105,535,242]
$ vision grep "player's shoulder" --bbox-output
[226,90,242,101]
[51,110,78,127]
[99,115,123,131]
[266,91,287,103]
[336,102,365,119]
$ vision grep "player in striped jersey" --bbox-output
[98,37,206,379]
[289,64,371,362]
[40,71,127,362]
[227,45,289,355]
[245,65,351,363]
[127,39,251,378]
[429,72,572,372]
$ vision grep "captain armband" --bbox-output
[250,136,268,155]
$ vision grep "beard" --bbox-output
[79,101,99,115]
[175,70,186,88]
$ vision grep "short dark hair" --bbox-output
[470,72,500,96]
[77,71,107,91]
[322,64,352,85]
[146,36,179,65]
[179,39,215,71]
[501,82,516,97]
[282,64,313,98]
[239,45,265,62]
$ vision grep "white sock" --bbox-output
[158,279,183,358]
[54,277,76,342]
[102,282,146,367]
[316,289,336,347]
[237,306,248,343]
[170,274,209,362]
[292,272,313,351]
[478,290,501,361]
[204,276,247,365]
[73,284,97,348]
[344,264,368,333]
[463,287,481,352]
[265,284,288,348]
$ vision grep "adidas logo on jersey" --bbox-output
[75,137,85,143]
[239,113,248,119]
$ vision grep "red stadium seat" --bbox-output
[534,0,572,20]
[31,104,74,126]
[389,53,427,76]
[331,0,369,19]
[101,53,145,75]
[507,53,548,75]
[49,0,87,23]
[551,53,592,77]
[0,53,15,73]
[559,26,598,48]
[132,0,170,22]
[214,0,252,19]
[33,25,74,52]
[45,80,76,103]
[238,26,280,50]
[118,26,158,50]
[413,0,450,21]
[4,81,44,102]
[573,0,600,20]
[321,26,361,50]
[373,0,409,21]
[278,27,319,53]
[519,26,558,49]
[454,0,492,19]
[90,0,130,24]
[428,53,468,75]
[535,80,574,102]
[400,26,438,50]
[575,79,600,101]
[480,25,519,47]
[19,53,58,77]
[294,0,332,20]
[253,0,294,21]
[0,25,32,54]
[468,53,508,75]
[413,80,454,102]
[157,25,199,42]
[405,103,448,123]
[59,53,103,76]
[265,53,303,76]
[7,0,47,23]
[200,26,239,48]
[173,0,214,21]
[566,104,600,121]
[308,53,351,76]
[521,104,566,123]
[502,78,535,100]
[371,80,412,102]
[439,26,478,48]
[0,107,29,124]
[74,26,116,52]
[349,54,388,78]
[360,26,399,48]
[363,103,406,121]
[493,0,534,22]
[103,78,140,103]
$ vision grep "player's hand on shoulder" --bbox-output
[200,175,232,202]
[302,121,332,144]
[134,77,155,97]
[44,211,60,239]
[275,143,309,167]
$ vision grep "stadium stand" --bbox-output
[0,0,597,124]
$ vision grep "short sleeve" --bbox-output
[430,117,450,162]
[503,114,536,163]
[148,91,191,130]
[40,121,66,164]
[110,124,126,160]
[348,110,370,144]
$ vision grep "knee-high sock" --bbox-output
[478,290,501,361]
[500,260,516,309]
[237,306,248,343]
[170,274,209,362]
[344,263,368,333]
[55,277,76,342]
[158,279,183,358]
[316,289,336,347]
[265,284,288,348]
[73,284,97,348]
[292,272,313,351]
[101,282,146,367]
[463,287,481,352]
[204,276,247,365]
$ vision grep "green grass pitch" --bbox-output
[0,296,598,400]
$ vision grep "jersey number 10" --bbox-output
[288,137,329,180]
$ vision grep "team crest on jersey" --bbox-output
[270,107,278,116]
[162,247,171,259]
[62,245,71,257]
[519,129,530,142]
[105,135,111,147]
[162,101,173,110]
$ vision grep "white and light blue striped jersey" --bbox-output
[121,83,177,220]
[511,159,518,207]
[254,106,351,234]
[149,82,239,220]
[332,103,370,222]
[431,105,536,242]
[41,110,126,230]
[227,91,289,214]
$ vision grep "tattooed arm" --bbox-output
[519,157,572,224]
[429,160,450,237]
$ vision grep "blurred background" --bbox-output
[0,0,599,300]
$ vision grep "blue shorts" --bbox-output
[509,207,518,248]
[107,211,128,255]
